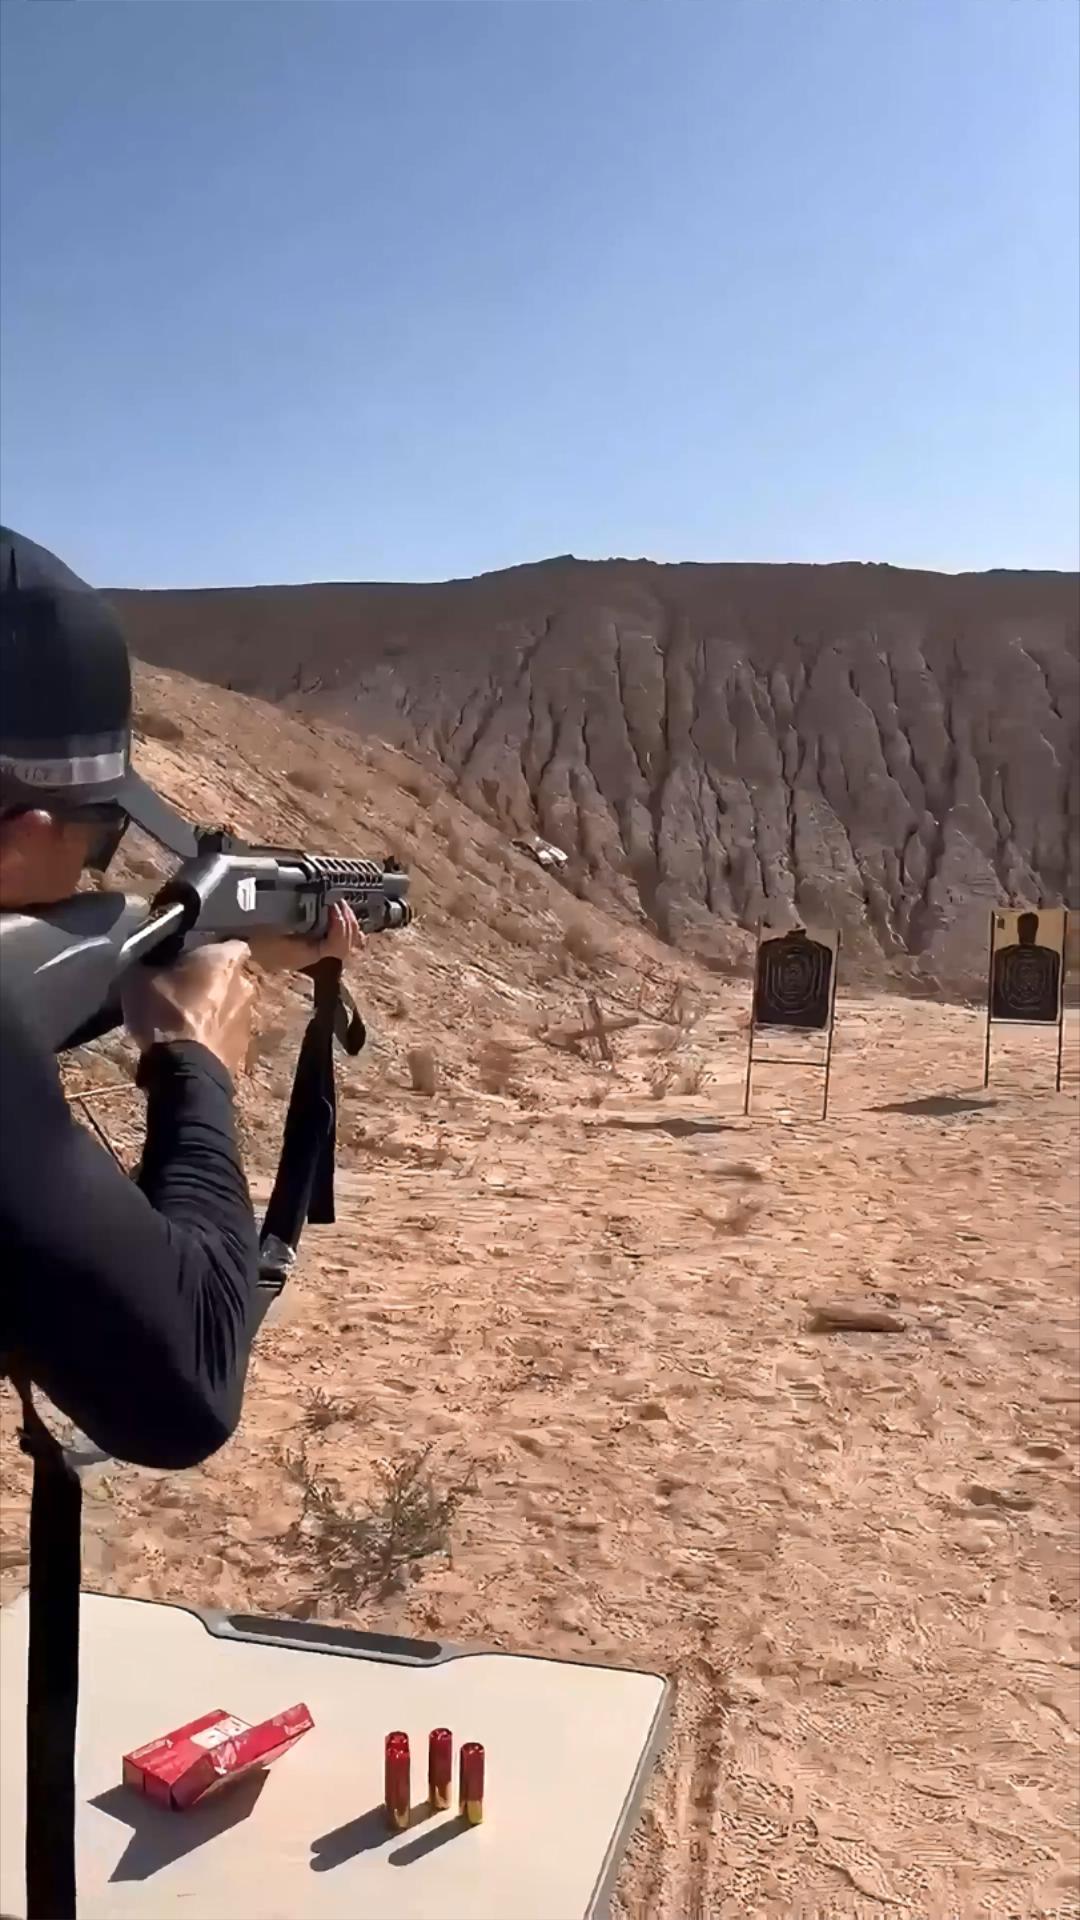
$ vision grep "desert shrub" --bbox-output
[650,982,703,1055]
[700,1200,760,1236]
[532,952,565,987]
[673,1061,706,1095]
[407,1046,438,1095]
[562,918,605,967]
[477,1039,520,1095]
[649,1065,673,1100]
[651,1058,706,1096]
[489,908,541,949]
[399,770,437,806]
[301,1386,358,1434]
[134,706,184,744]
[279,1443,476,1602]
[286,765,325,796]
[345,1123,454,1169]
[446,887,474,922]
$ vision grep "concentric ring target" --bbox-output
[990,913,1061,1024]
[753,928,834,1030]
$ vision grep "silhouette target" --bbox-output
[990,911,1062,1024]
[753,927,834,1030]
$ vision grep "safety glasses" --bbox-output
[65,802,131,873]
[0,801,131,874]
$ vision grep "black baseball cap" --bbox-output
[0,527,197,856]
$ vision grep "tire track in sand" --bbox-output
[615,1649,730,1920]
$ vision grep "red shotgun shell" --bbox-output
[428,1728,453,1811]
[384,1732,411,1831]
[459,1741,484,1825]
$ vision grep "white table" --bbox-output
[0,1593,669,1919]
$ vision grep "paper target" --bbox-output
[989,908,1065,1025]
[753,926,837,1031]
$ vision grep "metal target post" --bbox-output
[820,932,841,1119]
[1056,908,1074,1094]
[741,951,758,1116]
[1053,903,1076,1093]
[982,908,995,1090]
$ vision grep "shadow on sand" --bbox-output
[871,1094,997,1118]
[599,1117,739,1139]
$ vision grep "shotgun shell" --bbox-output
[459,1741,484,1825]
[428,1728,453,1811]
[384,1732,411,1831]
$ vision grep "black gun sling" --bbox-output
[9,1380,82,1920]
[8,959,365,1918]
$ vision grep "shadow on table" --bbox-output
[389,1813,471,1866]
[90,1772,266,1882]
[311,1799,456,1871]
[310,1802,393,1870]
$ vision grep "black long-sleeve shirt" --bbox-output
[0,986,261,1469]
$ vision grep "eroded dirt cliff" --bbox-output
[112,558,1080,987]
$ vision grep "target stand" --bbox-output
[743,924,840,1121]
[983,907,1070,1092]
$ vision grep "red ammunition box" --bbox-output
[122,1704,313,1811]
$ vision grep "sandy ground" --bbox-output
[4,992,1077,1920]
[1,673,1078,1918]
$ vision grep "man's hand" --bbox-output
[121,906,360,1082]
[122,941,255,1081]
[247,900,362,976]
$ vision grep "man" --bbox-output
[0,526,356,1469]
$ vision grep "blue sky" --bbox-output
[1,0,1076,587]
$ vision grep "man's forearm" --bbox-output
[1,999,263,1469]
[137,1040,257,1258]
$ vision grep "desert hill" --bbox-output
[71,660,724,1178]
[111,557,1079,990]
